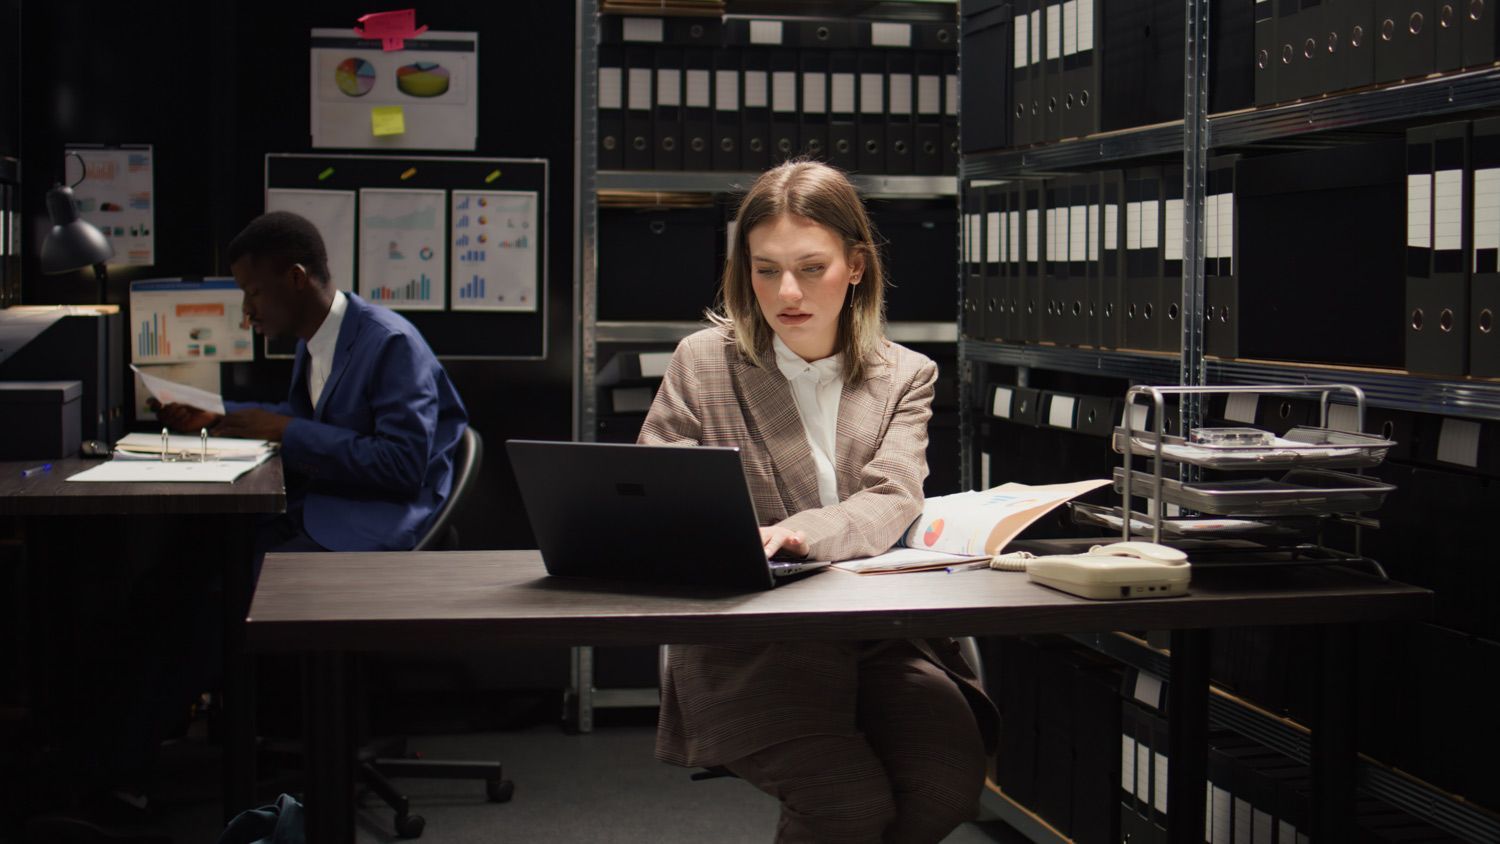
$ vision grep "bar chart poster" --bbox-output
[449,190,539,312]
[128,278,254,364]
[358,188,446,311]
[266,188,356,292]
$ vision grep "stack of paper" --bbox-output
[111,433,275,462]
[67,434,276,484]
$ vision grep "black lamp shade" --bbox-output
[40,184,114,274]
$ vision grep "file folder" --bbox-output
[1123,167,1162,351]
[963,187,986,339]
[857,49,888,172]
[1406,121,1470,376]
[1060,0,1100,139]
[829,49,859,171]
[1434,0,1462,70]
[1066,175,1093,345]
[653,46,684,171]
[943,53,961,174]
[1022,182,1044,342]
[712,46,742,171]
[799,48,830,161]
[624,44,655,170]
[1160,169,1184,354]
[1204,156,1240,359]
[1374,0,1436,82]
[1042,0,1064,142]
[1004,183,1025,340]
[1471,116,1500,377]
[915,51,946,173]
[1042,179,1066,343]
[1013,0,1035,146]
[682,47,714,171]
[1462,0,1499,67]
[984,186,1005,340]
[770,47,800,163]
[885,48,917,175]
[1083,174,1102,347]
[1098,169,1125,349]
[740,40,772,171]
[960,0,1014,153]
[598,43,625,170]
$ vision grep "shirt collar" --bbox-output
[307,289,348,359]
[772,334,842,386]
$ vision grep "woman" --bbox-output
[639,160,998,843]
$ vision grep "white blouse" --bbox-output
[772,335,843,508]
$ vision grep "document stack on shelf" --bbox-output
[67,433,276,484]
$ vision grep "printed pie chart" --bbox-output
[923,518,944,547]
[397,62,451,97]
[335,58,376,97]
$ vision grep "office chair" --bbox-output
[356,427,515,839]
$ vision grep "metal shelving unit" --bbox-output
[599,169,956,198]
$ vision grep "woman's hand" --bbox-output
[759,526,809,559]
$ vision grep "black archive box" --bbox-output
[597,206,720,321]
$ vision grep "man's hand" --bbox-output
[759,525,809,560]
[149,400,223,434]
[211,408,293,442]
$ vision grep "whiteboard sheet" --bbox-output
[449,190,539,312]
[265,189,357,292]
[128,279,253,365]
[358,189,447,311]
[309,28,478,150]
[64,145,154,267]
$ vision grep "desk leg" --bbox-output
[1166,628,1210,844]
[1312,623,1357,842]
[223,518,258,822]
[303,651,356,843]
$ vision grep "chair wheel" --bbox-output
[487,778,515,802]
[395,812,426,838]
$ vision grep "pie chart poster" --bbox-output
[310,28,477,151]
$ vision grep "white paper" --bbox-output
[743,70,768,109]
[450,190,538,312]
[987,212,1002,265]
[1079,0,1096,51]
[832,546,987,574]
[64,146,154,267]
[358,189,447,310]
[1088,205,1100,262]
[1121,734,1135,792]
[310,29,478,150]
[1063,0,1079,56]
[1152,751,1169,812]
[132,362,221,421]
[1029,11,1042,68]
[1105,203,1119,251]
[1164,198,1185,260]
[598,66,623,111]
[686,69,711,108]
[628,68,653,110]
[900,479,1111,556]
[67,456,267,483]
[1026,209,1040,260]
[1070,205,1086,261]
[130,364,226,415]
[265,189,357,292]
[1046,2,1062,60]
[1008,211,1020,263]
[129,279,252,366]
[1015,14,1029,68]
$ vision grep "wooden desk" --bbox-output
[248,550,1430,843]
[1,456,285,820]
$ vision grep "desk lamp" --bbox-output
[39,169,114,302]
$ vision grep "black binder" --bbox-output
[598,43,625,170]
[1374,0,1435,82]
[1159,167,1184,354]
[1123,167,1162,352]
[740,44,772,171]
[885,48,916,175]
[1472,117,1500,377]
[623,44,655,170]
[1022,182,1044,342]
[1150,0,1186,120]
[1406,121,1471,377]
[1345,0,1377,89]
[1462,0,1499,67]
[857,48,887,172]
[652,46,684,171]
[1013,0,1035,146]
[829,49,859,171]
[1254,0,1278,105]
[1287,0,1323,101]
[1041,0,1063,143]
[915,51,946,173]
[959,0,1012,153]
[1211,0,1256,112]
[1204,156,1240,359]
[963,186,986,339]
[984,183,1013,341]
[798,47,830,161]
[1098,169,1125,349]
[1061,0,1100,139]
[1434,0,1463,70]
[1002,181,1025,340]
[1065,175,1092,345]
[712,45,741,171]
[1083,174,1102,347]
[1041,179,1066,343]
[942,53,961,173]
[770,47,800,163]
[682,47,713,171]
[1100,0,1151,131]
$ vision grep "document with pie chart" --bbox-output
[449,190,540,313]
[357,188,447,311]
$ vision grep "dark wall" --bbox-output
[0,0,18,160]
[17,0,577,550]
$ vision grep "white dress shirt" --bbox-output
[305,290,348,410]
[773,335,843,508]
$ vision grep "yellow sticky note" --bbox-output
[371,106,406,137]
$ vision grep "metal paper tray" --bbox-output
[1111,425,1395,470]
[1068,501,1320,543]
[1112,467,1396,516]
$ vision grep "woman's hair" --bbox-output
[710,159,887,384]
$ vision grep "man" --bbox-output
[159,211,467,558]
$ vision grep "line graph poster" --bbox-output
[449,190,538,312]
[266,188,356,292]
[357,188,446,310]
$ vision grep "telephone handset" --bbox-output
[996,540,1193,600]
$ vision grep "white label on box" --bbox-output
[1126,201,1142,250]
[1164,198,1185,260]
[638,351,672,379]
[1438,417,1481,467]
[1049,395,1076,428]
[749,19,783,45]
[1224,392,1259,423]
[1475,168,1500,258]
[1027,209,1040,260]
[1030,10,1042,66]
[1105,203,1119,251]
[715,70,740,111]
[1279,822,1297,844]
[981,452,991,489]
[992,386,1014,418]
[1136,745,1151,801]
[1070,205,1086,261]
[860,73,884,113]
[1047,207,1061,262]
[1253,809,1273,844]
[1047,2,1061,60]
[628,68,652,110]
[685,69,710,107]
[1121,734,1135,792]
[1408,173,1432,248]
[1079,0,1096,51]
[1222,192,1235,269]
[1435,169,1463,250]
[1234,797,1253,844]
[987,212,1002,264]
[1206,193,1220,260]
[945,74,958,116]
[1063,0,1078,55]
[743,70,768,108]
[598,67,623,110]
[966,213,982,264]
[611,386,654,414]
[917,74,941,114]
[772,71,797,112]
[1214,787,1233,844]
[831,73,855,114]
[1153,751,1168,813]
[1009,211,1021,263]
[888,73,912,115]
[1123,403,1148,431]
[802,72,827,113]
[1015,14,1029,68]
[656,69,680,106]
[1088,204,1100,261]
[1142,199,1160,248]
[870,21,912,47]
[622,17,664,42]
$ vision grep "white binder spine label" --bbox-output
[1008,211,1021,263]
[1234,798,1252,844]
[1047,207,1061,262]
[622,17,664,42]
[987,211,1002,264]
[1206,193,1220,260]
[1105,203,1119,251]
[888,74,912,115]
[992,386,1014,418]
[1015,15,1029,68]
[802,73,827,113]
[1475,168,1500,261]
[1278,822,1297,844]
[1063,0,1079,56]
[1408,173,1432,248]
[628,68,652,110]
[1142,199,1160,249]
[1164,198,1185,260]
[1126,201,1142,250]
[1027,209,1040,259]
[1088,205,1100,261]
[966,214,982,264]
[945,74,958,116]
[1253,810,1274,844]
[1214,788,1234,844]
[1070,206,1086,261]
[1121,734,1135,792]
[743,71,768,108]
[1030,11,1042,67]
[1136,745,1150,801]
[598,67,623,110]
[1435,169,1462,250]
[1047,3,1062,59]
[1079,0,1096,51]
[1222,191,1235,272]
[1153,751,1169,813]
[685,70,710,108]
[870,22,912,47]
[749,19,783,45]
[860,73,884,113]
[831,73,855,114]
[917,75,941,114]
[715,70,740,111]
[772,71,797,112]
[1049,395,1076,428]
[656,69,681,106]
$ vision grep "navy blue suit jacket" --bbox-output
[228,293,467,551]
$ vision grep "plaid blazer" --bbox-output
[640,327,997,767]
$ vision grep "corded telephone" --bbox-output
[990,541,1192,600]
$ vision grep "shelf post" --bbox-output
[1181,0,1211,435]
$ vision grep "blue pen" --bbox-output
[20,463,53,478]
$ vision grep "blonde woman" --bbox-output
[640,160,998,843]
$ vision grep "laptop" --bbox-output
[506,440,831,590]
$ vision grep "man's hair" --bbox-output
[711,159,888,385]
[226,211,333,286]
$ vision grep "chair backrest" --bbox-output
[414,426,483,551]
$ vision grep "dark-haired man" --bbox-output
[159,210,467,558]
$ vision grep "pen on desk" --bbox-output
[944,560,992,573]
[20,463,52,478]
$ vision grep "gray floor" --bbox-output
[149,724,1026,843]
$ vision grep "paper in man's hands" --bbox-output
[131,364,227,415]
